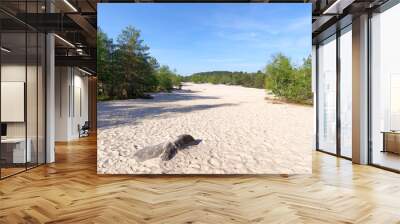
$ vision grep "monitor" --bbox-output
[1,123,7,137]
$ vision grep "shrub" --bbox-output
[265,54,312,104]
[156,65,182,92]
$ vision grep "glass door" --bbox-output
[370,3,400,171]
[317,35,337,154]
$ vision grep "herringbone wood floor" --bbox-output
[1,135,400,224]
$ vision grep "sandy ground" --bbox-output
[97,83,313,174]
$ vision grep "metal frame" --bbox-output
[315,20,353,162]
[315,0,400,171]
[0,0,47,180]
[367,10,373,165]
[315,44,320,151]
[336,20,341,158]
[25,1,28,172]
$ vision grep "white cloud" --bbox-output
[285,16,311,32]
[215,30,261,42]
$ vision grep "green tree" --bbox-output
[264,53,295,97]
[265,53,312,104]
[253,71,266,89]
[116,26,148,98]
[97,26,163,100]
[292,56,312,103]
[156,66,174,91]
[97,28,113,100]
[186,71,266,89]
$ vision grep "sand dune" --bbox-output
[97,83,313,174]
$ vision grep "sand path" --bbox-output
[97,83,313,174]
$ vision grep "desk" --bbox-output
[1,138,31,163]
[381,131,400,154]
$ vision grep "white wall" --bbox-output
[72,72,89,138]
[75,70,89,138]
[1,65,30,139]
[1,64,25,81]
[1,82,25,122]
[55,67,89,141]
[1,65,26,143]
[1,63,46,164]
[55,66,70,141]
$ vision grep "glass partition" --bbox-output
[1,31,28,177]
[339,26,352,158]
[317,35,337,154]
[370,3,400,171]
[0,1,46,179]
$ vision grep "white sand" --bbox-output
[97,83,313,174]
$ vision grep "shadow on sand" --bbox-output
[98,103,238,129]
[98,88,230,129]
[97,91,219,111]
[143,91,218,103]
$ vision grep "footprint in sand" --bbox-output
[208,157,221,167]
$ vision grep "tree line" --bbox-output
[184,54,312,104]
[183,71,266,89]
[97,26,182,100]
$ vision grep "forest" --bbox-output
[97,26,312,104]
[183,71,266,89]
[97,26,181,100]
[184,54,312,104]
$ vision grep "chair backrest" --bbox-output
[82,121,90,129]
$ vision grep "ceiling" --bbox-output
[311,0,390,42]
[0,0,98,73]
[1,0,394,73]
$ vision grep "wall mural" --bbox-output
[97,3,313,174]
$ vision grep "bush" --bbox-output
[265,54,312,104]
[157,73,173,92]
[156,65,181,92]
[186,71,266,89]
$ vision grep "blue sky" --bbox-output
[98,3,311,76]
